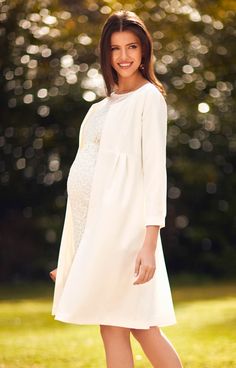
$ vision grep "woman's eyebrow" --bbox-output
[110,42,139,46]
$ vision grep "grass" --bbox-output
[0,279,235,367]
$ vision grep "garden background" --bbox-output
[0,0,235,367]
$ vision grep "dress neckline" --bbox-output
[111,82,151,97]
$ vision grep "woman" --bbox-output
[51,10,183,368]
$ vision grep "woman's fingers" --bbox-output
[133,265,148,284]
[134,265,146,285]
[49,268,57,282]
[147,268,156,282]
[134,256,141,277]
[133,265,156,285]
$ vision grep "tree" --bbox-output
[0,0,235,280]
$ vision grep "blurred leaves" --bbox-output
[0,0,235,280]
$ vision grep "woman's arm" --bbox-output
[143,225,159,252]
[141,88,168,228]
[133,225,160,285]
[134,88,168,285]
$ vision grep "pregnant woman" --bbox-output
[51,9,183,368]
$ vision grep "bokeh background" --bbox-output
[0,1,236,368]
[0,0,235,282]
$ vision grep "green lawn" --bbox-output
[0,279,235,367]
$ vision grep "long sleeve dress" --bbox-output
[51,82,177,329]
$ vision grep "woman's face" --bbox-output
[110,30,143,80]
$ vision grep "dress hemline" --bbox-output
[53,313,177,330]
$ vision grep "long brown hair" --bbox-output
[99,10,167,97]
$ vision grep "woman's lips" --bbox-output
[118,62,133,69]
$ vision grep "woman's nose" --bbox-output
[120,48,129,60]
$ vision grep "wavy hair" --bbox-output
[99,10,167,97]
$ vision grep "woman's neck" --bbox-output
[115,76,148,94]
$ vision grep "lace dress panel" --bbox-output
[66,102,111,248]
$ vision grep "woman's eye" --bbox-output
[111,45,137,51]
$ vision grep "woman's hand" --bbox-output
[133,225,159,285]
[49,268,57,282]
[133,245,156,285]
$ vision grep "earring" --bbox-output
[139,63,144,70]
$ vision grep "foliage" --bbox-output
[0,0,235,280]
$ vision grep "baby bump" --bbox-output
[66,147,99,246]
[67,146,98,203]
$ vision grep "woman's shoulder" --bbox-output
[143,82,166,102]
[88,96,109,112]
[141,83,167,119]
[82,98,106,121]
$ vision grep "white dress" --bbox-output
[67,92,139,250]
[66,100,109,250]
[52,86,177,329]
